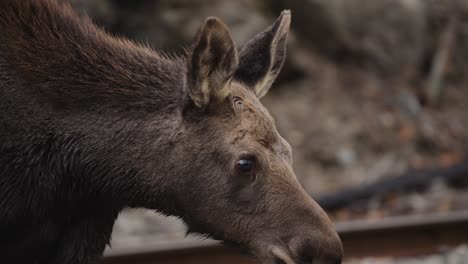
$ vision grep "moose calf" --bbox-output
[0,0,343,263]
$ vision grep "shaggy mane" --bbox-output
[0,0,185,109]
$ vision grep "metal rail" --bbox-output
[317,160,468,210]
[102,211,468,263]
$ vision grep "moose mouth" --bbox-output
[268,246,343,264]
[222,240,296,264]
[223,239,327,264]
[268,245,296,264]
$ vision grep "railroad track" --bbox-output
[102,210,468,264]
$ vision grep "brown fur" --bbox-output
[0,1,342,264]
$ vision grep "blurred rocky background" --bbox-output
[67,0,468,259]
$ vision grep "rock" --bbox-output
[336,147,356,167]
[425,0,468,77]
[272,0,427,77]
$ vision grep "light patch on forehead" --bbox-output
[229,83,278,148]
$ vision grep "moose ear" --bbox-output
[234,10,291,98]
[186,17,239,108]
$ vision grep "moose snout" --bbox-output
[286,232,343,264]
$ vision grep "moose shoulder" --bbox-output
[0,1,343,263]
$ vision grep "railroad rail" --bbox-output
[102,210,468,263]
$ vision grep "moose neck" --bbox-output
[0,0,189,212]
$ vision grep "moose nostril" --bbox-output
[296,241,315,263]
[292,237,343,264]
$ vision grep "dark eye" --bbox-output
[236,155,257,174]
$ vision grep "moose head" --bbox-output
[161,11,343,264]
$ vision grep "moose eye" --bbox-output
[236,156,257,174]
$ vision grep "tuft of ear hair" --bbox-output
[186,17,239,108]
[234,10,291,98]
